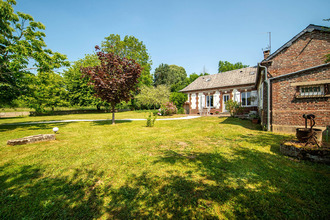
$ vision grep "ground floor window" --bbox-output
[241,92,251,106]
[206,95,213,107]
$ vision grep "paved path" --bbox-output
[2,116,201,126]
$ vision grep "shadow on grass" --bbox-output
[220,117,263,131]
[0,164,105,219]
[0,122,70,133]
[91,120,133,126]
[143,147,329,219]
[1,134,329,219]
[238,132,292,154]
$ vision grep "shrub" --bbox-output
[159,102,177,116]
[146,112,157,127]
[215,111,220,115]
[169,92,187,110]
[177,108,185,114]
[225,100,242,117]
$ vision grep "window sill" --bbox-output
[295,94,329,99]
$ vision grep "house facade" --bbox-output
[180,67,258,115]
[256,24,330,132]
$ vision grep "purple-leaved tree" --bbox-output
[81,46,142,124]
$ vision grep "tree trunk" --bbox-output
[112,105,115,124]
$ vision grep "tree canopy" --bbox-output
[21,71,68,113]
[63,54,107,109]
[101,34,152,87]
[136,85,170,109]
[0,0,69,106]
[153,64,187,91]
[218,61,249,73]
[81,46,142,124]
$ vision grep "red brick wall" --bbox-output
[261,30,330,132]
[271,66,330,129]
[267,30,330,77]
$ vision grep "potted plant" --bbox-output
[249,113,259,124]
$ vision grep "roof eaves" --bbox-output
[179,82,256,93]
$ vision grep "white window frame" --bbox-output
[241,91,252,107]
[206,95,214,108]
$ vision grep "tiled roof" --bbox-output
[180,66,257,92]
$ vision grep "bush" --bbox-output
[169,92,187,110]
[146,112,157,127]
[225,100,242,117]
[177,108,185,114]
[159,102,177,116]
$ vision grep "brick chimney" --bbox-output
[263,50,270,59]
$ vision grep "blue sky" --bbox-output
[15,0,330,75]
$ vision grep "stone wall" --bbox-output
[7,134,56,146]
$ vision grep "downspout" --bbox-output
[258,63,271,131]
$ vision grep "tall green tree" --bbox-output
[63,54,106,109]
[153,64,187,91]
[101,34,152,87]
[22,71,68,113]
[153,63,170,86]
[0,0,69,107]
[218,60,249,73]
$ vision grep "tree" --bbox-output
[101,34,152,87]
[153,64,187,91]
[0,0,69,107]
[168,65,187,92]
[169,92,187,110]
[136,85,170,109]
[81,46,142,124]
[153,63,170,86]
[218,61,249,73]
[22,71,68,113]
[63,54,106,109]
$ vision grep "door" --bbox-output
[223,94,230,112]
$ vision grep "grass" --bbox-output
[0,112,329,219]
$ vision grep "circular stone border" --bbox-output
[280,141,330,164]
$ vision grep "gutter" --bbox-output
[258,63,270,131]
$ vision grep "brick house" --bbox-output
[180,67,258,115]
[256,24,330,132]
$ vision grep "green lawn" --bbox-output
[0,112,329,219]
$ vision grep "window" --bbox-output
[300,85,324,97]
[206,95,213,107]
[241,92,251,107]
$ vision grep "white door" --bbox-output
[223,94,230,112]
